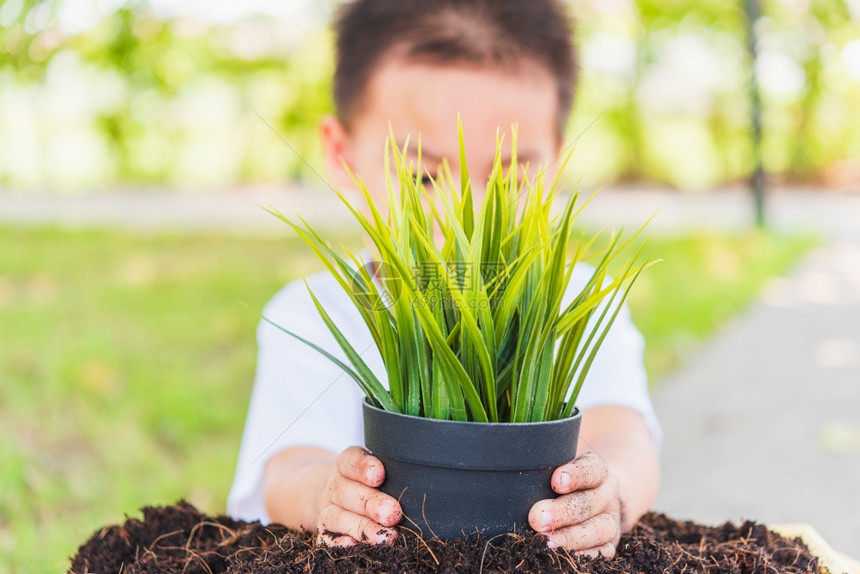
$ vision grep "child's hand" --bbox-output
[315,446,401,547]
[528,452,623,557]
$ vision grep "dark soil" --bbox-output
[69,501,823,573]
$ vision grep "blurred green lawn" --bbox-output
[0,225,815,573]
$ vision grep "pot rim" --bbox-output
[362,398,581,427]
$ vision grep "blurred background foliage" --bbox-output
[1,0,859,192]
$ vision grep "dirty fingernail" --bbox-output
[541,510,553,530]
[378,501,394,523]
[364,465,378,484]
[559,472,571,490]
[375,530,390,544]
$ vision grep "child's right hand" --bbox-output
[315,446,401,547]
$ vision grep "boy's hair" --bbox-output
[333,0,578,136]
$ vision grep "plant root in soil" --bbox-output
[69,501,822,573]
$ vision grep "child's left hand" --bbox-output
[528,452,622,557]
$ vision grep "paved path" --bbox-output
[2,185,859,239]
[0,185,351,234]
[653,239,860,557]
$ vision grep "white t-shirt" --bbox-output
[227,257,662,524]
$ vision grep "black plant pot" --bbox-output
[362,400,582,540]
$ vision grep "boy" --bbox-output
[228,0,661,558]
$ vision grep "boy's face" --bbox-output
[321,59,562,199]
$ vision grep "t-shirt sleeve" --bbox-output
[562,264,663,449]
[226,278,366,524]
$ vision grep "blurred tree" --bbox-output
[0,0,857,190]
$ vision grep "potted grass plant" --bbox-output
[267,126,654,539]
